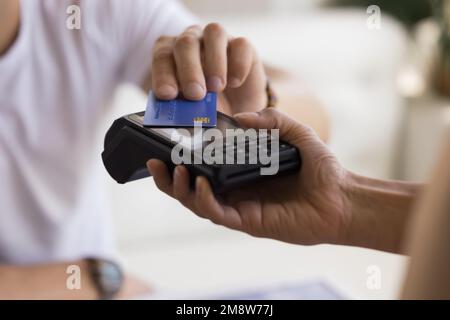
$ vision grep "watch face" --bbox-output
[97,260,124,299]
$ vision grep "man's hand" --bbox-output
[150,24,267,114]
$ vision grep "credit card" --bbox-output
[143,91,217,128]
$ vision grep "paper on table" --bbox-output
[133,280,346,300]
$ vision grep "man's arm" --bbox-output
[0,260,98,300]
[0,0,20,56]
[0,261,151,300]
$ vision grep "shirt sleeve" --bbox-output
[112,0,198,87]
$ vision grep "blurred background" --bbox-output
[101,0,450,299]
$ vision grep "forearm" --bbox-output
[0,0,20,56]
[342,172,423,254]
[0,260,98,300]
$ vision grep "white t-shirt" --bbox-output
[0,0,195,264]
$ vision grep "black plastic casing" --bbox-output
[101,112,302,194]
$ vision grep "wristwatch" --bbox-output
[86,258,124,300]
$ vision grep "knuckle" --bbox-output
[271,111,284,129]
[177,194,189,206]
[186,24,202,32]
[154,176,171,193]
[203,210,224,226]
[208,215,221,226]
[245,227,260,238]
[303,125,316,137]
[230,60,247,71]
[155,35,173,45]
[204,22,225,36]
[263,107,279,119]
[155,180,167,192]
[193,208,207,220]
[152,49,173,63]
[231,37,251,50]
[174,35,198,51]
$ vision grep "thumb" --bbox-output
[234,108,318,148]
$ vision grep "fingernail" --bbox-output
[185,82,205,99]
[157,85,177,99]
[206,76,223,92]
[228,77,241,88]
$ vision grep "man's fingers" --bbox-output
[202,23,228,92]
[153,26,258,98]
[147,159,173,196]
[151,36,178,100]
[234,109,318,148]
[173,25,206,100]
[227,37,254,88]
[195,177,243,231]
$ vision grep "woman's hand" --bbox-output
[147,108,351,246]
[147,108,421,252]
[150,23,267,114]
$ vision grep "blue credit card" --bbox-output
[143,92,217,128]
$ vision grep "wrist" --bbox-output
[340,172,421,253]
